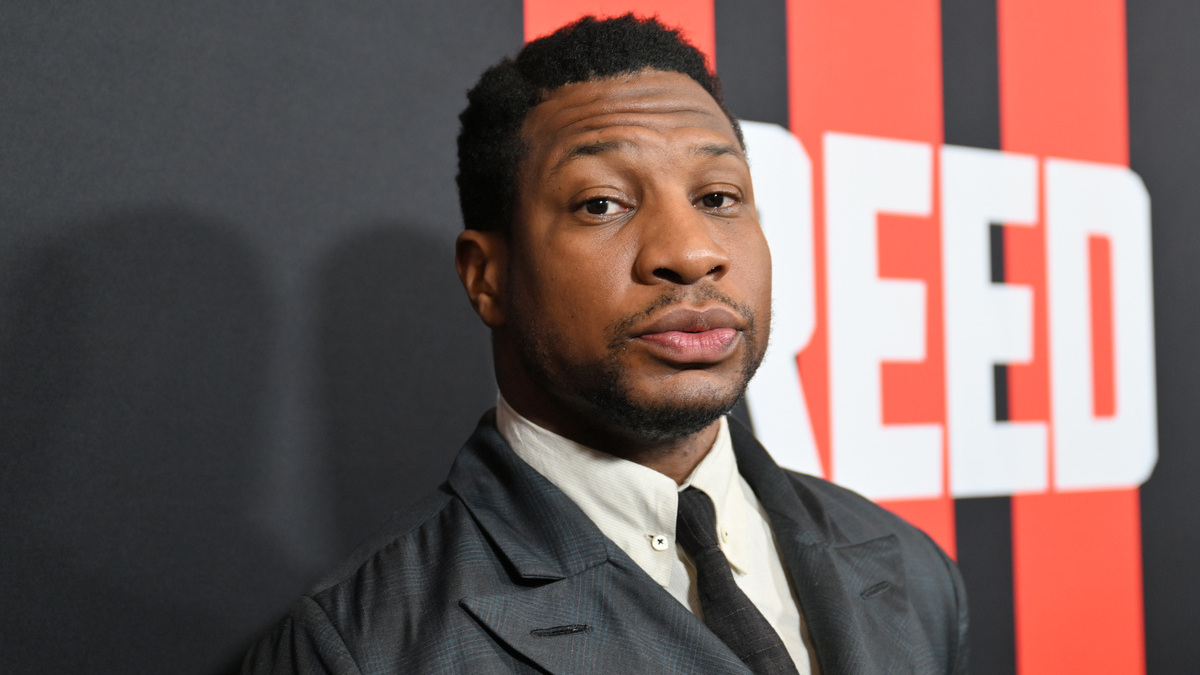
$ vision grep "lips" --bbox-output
[633,305,744,363]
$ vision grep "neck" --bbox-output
[609,423,721,484]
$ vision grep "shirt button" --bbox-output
[721,528,730,543]
[651,534,670,551]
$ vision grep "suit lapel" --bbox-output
[460,560,752,675]
[447,414,609,581]
[786,532,928,674]
[448,415,752,675]
[729,420,935,674]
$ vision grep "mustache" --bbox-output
[607,286,757,346]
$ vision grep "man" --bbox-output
[245,15,968,674]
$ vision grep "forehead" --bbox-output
[519,70,743,171]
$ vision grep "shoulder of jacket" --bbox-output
[305,484,466,596]
[781,470,943,549]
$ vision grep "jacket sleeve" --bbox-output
[935,539,970,674]
[242,596,363,675]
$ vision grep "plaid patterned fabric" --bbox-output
[243,412,968,674]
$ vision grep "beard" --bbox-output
[510,287,766,444]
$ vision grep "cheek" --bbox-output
[756,249,773,309]
[514,245,625,335]
[543,236,631,303]
[734,234,774,304]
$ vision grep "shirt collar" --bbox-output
[682,421,751,574]
[495,396,749,585]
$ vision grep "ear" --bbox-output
[455,229,507,328]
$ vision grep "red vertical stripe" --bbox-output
[999,0,1145,672]
[877,213,947,433]
[787,0,955,556]
[998,0,1129,164]
[1090,236,1116,417]
[523,0,716,62]
[1012,490,1144,673]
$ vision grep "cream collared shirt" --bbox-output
[496,397,817,673]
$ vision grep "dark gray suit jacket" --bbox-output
[244,413,968,674]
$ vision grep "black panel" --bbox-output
[992,364,1010,423]
[1128,1,1200,671]
[990,223,1007,284]
[317,226,494,554]
[958,220,1017,672]
[0,2,522,672]
[941,0,1000,149]
[714,0,789,127]
[954,497,1017,675]
[991,224,1010,423]
[944,2,1015,673]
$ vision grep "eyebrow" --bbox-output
[549,140,742,176]
[550,140,626,176]
[693,143,741,158]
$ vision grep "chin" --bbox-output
[590,384,742,443]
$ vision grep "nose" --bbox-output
[633,198,731,286]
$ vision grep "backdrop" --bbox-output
[1,1,1194,673]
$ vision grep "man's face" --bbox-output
[492,69,771,444]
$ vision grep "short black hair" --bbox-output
[456,14,742,233]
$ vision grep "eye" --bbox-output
[580,198,628,216]
[699,192,736,209]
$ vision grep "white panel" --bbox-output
[824,132,943,500]
[941,145,1048,497]
[1046,159,1158,489]
[740,121,823,477]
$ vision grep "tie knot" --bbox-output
[676,486,721,555]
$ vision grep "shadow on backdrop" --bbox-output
[315,224,495,554]
[0,209,285,674]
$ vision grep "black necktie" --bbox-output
[675,487,800,675]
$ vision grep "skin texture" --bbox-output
[456,70,772,483]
